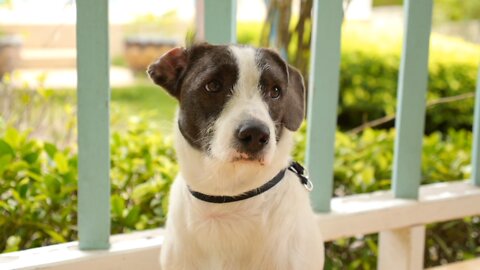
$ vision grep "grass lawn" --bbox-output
[1,79,178,144]
[110,81,177,133]
[49,79,178,132]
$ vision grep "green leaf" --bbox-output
[4,235,21,252]
[132,182,156,201]
[9,159,29,172]
[0,200,10,210]
[161,194,169,216]
[0,154,12,175]
[44,143,57,159]
[365,237,378,255]
[23,152,40,164]
[124,206,141,227]
[10,189,24,204]
[0,139,14,157]
[45,175,61,195]
[25,171,43,182]
[54,152,69,174]
[111,195,125,218]
[43,229,66,243]
[4,127,21,149]
[17,178,30,198]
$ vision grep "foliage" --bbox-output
[293,125,478,268]
[341,24,479,133]
[0,126,78,252]
[124,10,189,40]
[111,55,127,67]
[426,216,480,267]
[257,0,479,79]
[0,73,77,147]
[293,125,473,196]
[0,76,176,143]
[1,121,478,268]
[352,0,480,23]
[372,0,402,6]
[110,118,177,233]
[237,22,263,46]
[433,0,480,23]
[110,82,177,133]
[0,119,177,252]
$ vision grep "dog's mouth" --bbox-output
[230,150,269,165]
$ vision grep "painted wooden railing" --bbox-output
[1,0,479,269]
[76,0,111,251]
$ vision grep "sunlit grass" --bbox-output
[0,80,177,146]
[51,81,177,133]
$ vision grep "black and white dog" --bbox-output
[148,43,324,270]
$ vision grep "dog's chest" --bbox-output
[188,203,272,269]
[189,201,267,245]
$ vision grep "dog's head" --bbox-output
[148,43,304,166]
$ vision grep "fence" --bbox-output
[1,0,479,269]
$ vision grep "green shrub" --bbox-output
[341,1,479,27]
[339,24,479,133]
[294,124,473,195]
[434,0,480,23]
[110,118,177,233]
[0,120,176,252]
[237,22,480,133]
[0,127,78,252]
[1,121,478,268]
[295,124,478,268]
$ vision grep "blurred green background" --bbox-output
[1,0,479,269]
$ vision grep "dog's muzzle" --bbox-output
[235,119,270,155]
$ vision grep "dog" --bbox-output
[147,43,324,270]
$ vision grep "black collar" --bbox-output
[188,161,312,204]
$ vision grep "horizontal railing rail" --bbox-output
[1,0,479,269]
[2,180,480,269]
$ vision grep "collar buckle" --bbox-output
[303,178,314,191]
[288,161,314,192]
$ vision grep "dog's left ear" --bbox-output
[283,65,305,131]
[147,47,188,99]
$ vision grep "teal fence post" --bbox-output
[76,0,111,250]
[473,67,480,187]
[306,0,343,212]
[392,0,433,199]
[202,0,236,44]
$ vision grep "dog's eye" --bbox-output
[269,86,281,99]
[205,80,221,92]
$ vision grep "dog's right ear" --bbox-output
[147,47,188,99]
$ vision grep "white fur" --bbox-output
[210,46,276,167]
[160,46,324,270]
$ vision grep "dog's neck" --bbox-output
[173,122,294,197]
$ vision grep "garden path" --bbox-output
[12,67,134,89]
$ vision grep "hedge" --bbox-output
[294,124,479,268]
[1,120,478,268]
[339,24,479,133]
[0,120,177,254]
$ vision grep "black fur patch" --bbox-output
[148,44,305,153]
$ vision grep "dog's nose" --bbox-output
[236,120,270,153]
